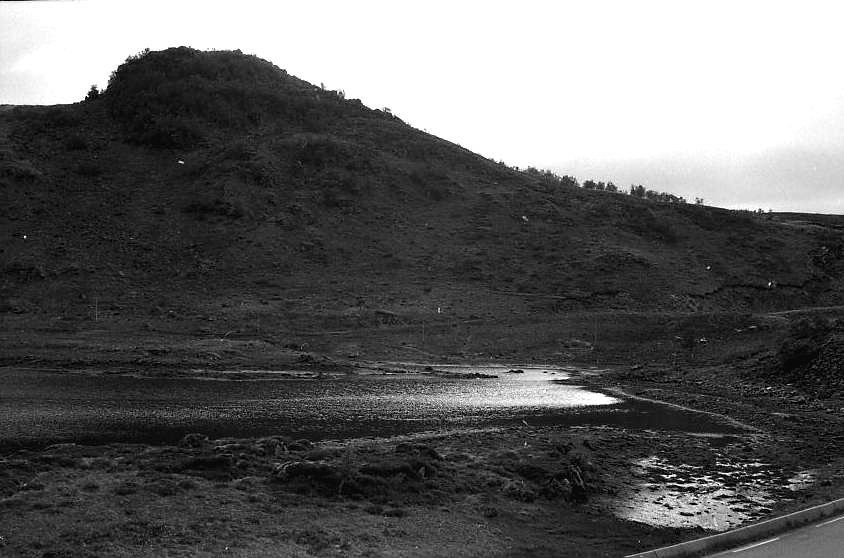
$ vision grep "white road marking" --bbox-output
[816,515,844,527]
[731,537,780,553]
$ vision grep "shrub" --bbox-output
[523,167,579,189]
[84,84,100,102]
[103,47,360,148]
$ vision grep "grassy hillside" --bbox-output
[2,47,844,337]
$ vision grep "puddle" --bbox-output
[610,455,815,531]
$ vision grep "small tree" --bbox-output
[629,184,646,198]
[560,175,579,188]
[84,84,100,102]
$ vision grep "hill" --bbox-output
[1,48,842,558]
[2,47,844,351]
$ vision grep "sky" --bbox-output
[2,0,843,214]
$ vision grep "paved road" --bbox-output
[707,514,844,557]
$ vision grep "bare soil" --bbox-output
[0,314,841,557]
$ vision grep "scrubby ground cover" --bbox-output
[0,426,698,557]
[0,306,841,556]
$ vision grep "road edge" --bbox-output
[625,496,844,558]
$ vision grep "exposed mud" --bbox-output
[1,355,841,556]
[0,309,842,557]
[0,365,746,450]
[0,425,695,557]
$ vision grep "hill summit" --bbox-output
[2,47,844,346]
[103,47,369,148]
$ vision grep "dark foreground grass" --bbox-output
[0,427,696,557]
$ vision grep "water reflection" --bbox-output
[609,455,813,531]
[0,365,741,450]
[0,365,618,448]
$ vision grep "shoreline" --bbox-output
[1,356,841,556]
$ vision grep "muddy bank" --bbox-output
[0,409,836,557]
[593,363,844,520]
[0,323,841,556]
[1,364,758,452]
[0,426,692,557]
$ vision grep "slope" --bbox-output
[2,47,844,340]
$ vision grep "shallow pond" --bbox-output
[0,364,743,449]
[609,455,817,531]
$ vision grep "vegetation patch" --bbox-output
[104,47,361,147]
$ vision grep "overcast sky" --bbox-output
[2,0,843,213]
